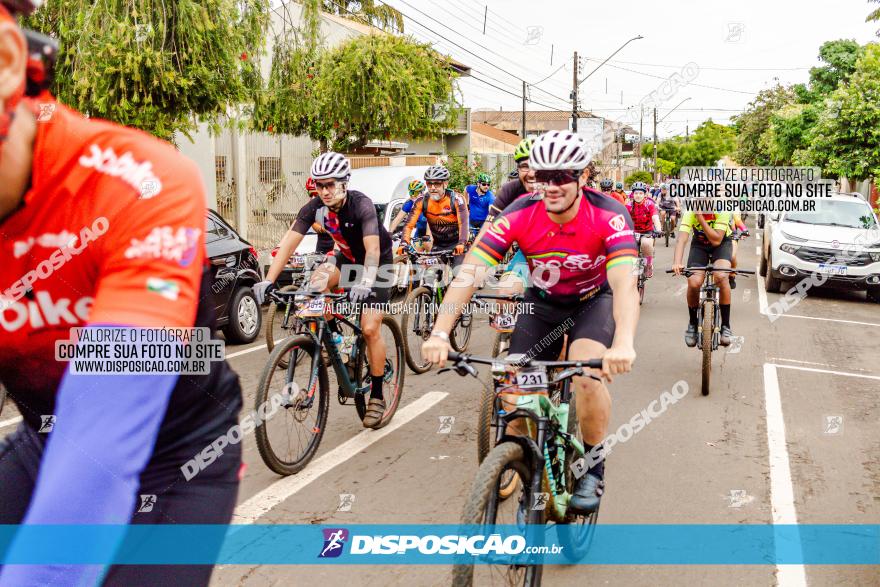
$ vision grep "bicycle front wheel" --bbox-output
[701,302,714,396]
[400,286,434,374]
[255,334,329,476]
[557,396,600,561]
[477,382,520,500]
[265,284,302,369]
[452,442,543,587]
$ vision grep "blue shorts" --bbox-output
[501,249,529,286]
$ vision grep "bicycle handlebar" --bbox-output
[665,266,756,275]
[446,351,603,370]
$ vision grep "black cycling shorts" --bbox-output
[687,237,733,267]
[508,288,615,360]
[0,422,241,586]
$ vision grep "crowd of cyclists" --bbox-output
[0,1,753,582]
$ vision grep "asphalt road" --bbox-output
[1,223,877,586]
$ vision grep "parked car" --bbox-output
[760,193,880,302]
[206,209,263,343]
[266,165,430,289]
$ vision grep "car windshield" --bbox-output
[784,199,877,229]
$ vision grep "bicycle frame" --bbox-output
[697,271,721,351]
[490,376,584,521]
[287,296,369,400]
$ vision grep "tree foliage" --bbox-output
[654,120,736,176]
[732,85,794,165]
[624,170,653,185]
[805,43,880,180]
[25,0,269,142]
[321,1,403,33]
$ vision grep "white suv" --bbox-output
[760,193,880,302]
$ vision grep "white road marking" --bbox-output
[226,342,270,359]
[762,364,807,587]
[770,313,880,328]
[232,391,448,524]
[0,415,22,429]
[773,364,880,381]
[757,272,770,315]
[770,358,875,373]
[756,277,880,327]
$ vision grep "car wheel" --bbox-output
[764,253,783,294]
[223,286,262,344]
[868,285,880,304]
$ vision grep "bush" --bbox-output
[624,171,653,186]
[446,154,483,194]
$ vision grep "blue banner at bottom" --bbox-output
[0,525,877,565]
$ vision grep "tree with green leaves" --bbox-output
[653,120,736,175]
[625,170,652,185]
[805,43,880,181]
[25,0,269,142]
[732,84,794,165]
[321,1,403,33]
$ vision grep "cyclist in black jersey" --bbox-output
[257,152,393,428]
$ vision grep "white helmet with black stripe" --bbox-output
[311,152,351,181]
[530,131,592,171]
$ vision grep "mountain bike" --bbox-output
[442,351,604,586]
[667,265,754,396]
[662,209,678,247]
[634,232,660,305]
[255,290,404,475]
[265,253,328,369]
[401,248,472,373]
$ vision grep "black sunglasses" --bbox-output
[534,170,579,186]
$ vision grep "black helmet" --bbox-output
[600,179,614,190]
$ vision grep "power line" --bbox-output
[468,74,569,113]
[379,0,572,105]
[586,59,759,95]
[596,58,810,72]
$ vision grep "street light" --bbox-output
[659,97,692,123]
[572,35,643,132]
[578,35,644,86]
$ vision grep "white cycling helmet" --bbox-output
[530,131,592,171]
[311,152,351,181]
[424,165,451,182]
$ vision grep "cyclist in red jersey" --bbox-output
[423,131,640,515]
[0,4,241,584]
[626,181,662,278]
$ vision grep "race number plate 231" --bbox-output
[516,369,548,387]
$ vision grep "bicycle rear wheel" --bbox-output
[452,442,543,587]
[353,316,405,428]
[701,302,713,396]
[491,331,510,358]
[450,311,472,352]
[255,334,329,476]
[400,286,434,374]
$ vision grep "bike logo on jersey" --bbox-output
[609,214,626,232]
[124,226,201,266]
[79,144,163,199]
[319,528,349,558]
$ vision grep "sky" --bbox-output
[381,0,879,139]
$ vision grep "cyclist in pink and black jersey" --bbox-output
[423,131,641,516]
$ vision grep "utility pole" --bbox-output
[616,129,622,178]
[571,51,578,132]
[638,106,643,171]
[652,107,658,182]
[482,6,487,34]
[550,44,554,65]
[521,81,527,138]
[686,122,690,142]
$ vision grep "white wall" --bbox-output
[175,122,216,209]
